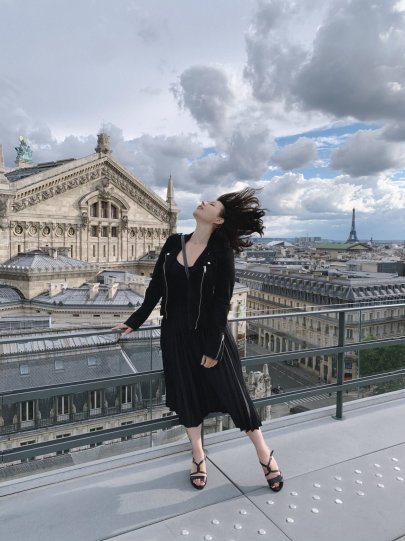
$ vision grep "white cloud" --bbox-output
[271,137,317,170]
[330,129,405,176]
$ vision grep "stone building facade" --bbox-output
[0,134,178,265]
[236,268,405,383]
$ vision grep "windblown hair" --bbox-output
[216,187,265,253]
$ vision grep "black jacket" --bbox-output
[124,232,235,360]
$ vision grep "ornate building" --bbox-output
[0,134,178,265]
[236,267,405,383]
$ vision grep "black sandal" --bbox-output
[190,455,207,490]
[260,450,284,492]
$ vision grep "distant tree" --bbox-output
[359,339,405,394]
[360,343,405,377]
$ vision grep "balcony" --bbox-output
[1,393,405,541]
[1,304,405,540]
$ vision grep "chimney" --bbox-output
[108,282,119,300]
[49,282,65,297]
[89,283,100,300]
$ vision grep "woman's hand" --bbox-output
[112,323,134,337]
[201,355,218,368]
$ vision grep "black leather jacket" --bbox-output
[124,232,235,360]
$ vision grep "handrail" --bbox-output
[1,302,405,463]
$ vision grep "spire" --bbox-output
[0,143,7,185]
[95,131,112,155]
[0,144,5,172]
[166,174,175,206]
[346,208,359,243]
[166,174,178,234]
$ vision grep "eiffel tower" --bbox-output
[346,208,359,243]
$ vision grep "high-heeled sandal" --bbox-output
[260,450,284,492]
[190,455,207,490]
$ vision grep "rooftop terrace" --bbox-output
[1,392,405,541]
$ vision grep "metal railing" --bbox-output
[1,302,405,463]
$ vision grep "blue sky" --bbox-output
[1,0,405,240]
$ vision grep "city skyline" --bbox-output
[1,0,405,240]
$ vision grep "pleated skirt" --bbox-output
[160,319,262,431]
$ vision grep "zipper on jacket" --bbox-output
[194,265,206,329]
[163,253,170,318]
[214,333,225,360]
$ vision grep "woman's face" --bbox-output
[193,200,225,226]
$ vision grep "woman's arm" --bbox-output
[119,235,175,332]
[203,245,235,360]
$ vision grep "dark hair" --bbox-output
[216,187,265,253]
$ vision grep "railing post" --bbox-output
[334,311,345,420]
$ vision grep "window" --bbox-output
[346,329,353,339]
[121,385,132,405]
[90,225,97,237]
[89,426,103,447]
[56,433,71,455]
[57,396,69,415]
[131,245,134,256]
[21,401,34,422]
[54,360,64,371]
[19,363,30,375]
[87,356,97,366]
[92,245,96,257]
[90,391,101,410]
[18,244,21,253]
[112,245,116,256]
[20,439,35,446]
[101,201,108,218]
[111,226,117,237]
[90,202,98,217]
[101,226,108,237]
[103,245,106,257]
[111,205,118,219]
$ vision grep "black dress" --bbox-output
[160,256,262,431]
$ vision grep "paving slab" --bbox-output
[207,398,405,493]
[248,443,405,541]
[0,452,240,541]
[107,495,290,541]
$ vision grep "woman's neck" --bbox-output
[189,223,214,245]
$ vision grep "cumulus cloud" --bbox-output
[171,65,234,137]
[261,170,405,238]
[271,137,317,170]
[330,130,405,176]
[295,0,405,121]
[243,0,325,106]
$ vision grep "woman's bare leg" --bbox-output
[246,428,281,488]
[186,424,206,488]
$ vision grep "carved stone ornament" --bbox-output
[81,211,88,229]
[103,167,170,222]
[121,215,128,230]
[11,167,101,212]
[14,224,23,235]
[67,226,75,237]
[42,226,51,236]
[55,225,64,236]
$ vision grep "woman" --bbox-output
[113,187,283,492]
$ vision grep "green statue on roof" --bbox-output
[15,135,33,165]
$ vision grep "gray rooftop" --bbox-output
[1,392,405,540]
[34,285,144,306]
[0,345,136,393]
[4,159,75,182]
[1,250,95,271]
[0,285,23,304]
